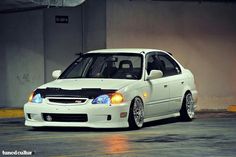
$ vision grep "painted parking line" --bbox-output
[0,108,24,118]
[227,105,236,112]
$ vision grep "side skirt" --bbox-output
[144,113,180,123]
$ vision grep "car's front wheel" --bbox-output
[180,92,195,121]
[128,97,144,129]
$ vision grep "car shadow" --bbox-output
[28,117,181,132]
[143,117,180,128]
[28,126,131,132]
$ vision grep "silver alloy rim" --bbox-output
[186,93,195,118]
[133,97,144,127]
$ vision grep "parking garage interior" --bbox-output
[0,0,236,156]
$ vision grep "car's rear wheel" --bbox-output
[128,97,144,129]
[180,92,195,121]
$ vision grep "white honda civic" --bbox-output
[24,49,197,129]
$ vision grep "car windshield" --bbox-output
[59,53,143,80]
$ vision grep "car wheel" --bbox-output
[180,92,195,121]
[128,97,144,129]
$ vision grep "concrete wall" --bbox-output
[83,0,107,52]
[0,19,7,106]
[0,10,44,107]
[0,2,105,107]
[0,0,107,107]
[43,0,107,83]
[44,7,83,82]
[107,0,236,110]
[0,7,83,107]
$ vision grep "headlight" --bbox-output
[110,93,124,105]
[92,93,124,105]
[28,92,43,103]
[92,95,110,104]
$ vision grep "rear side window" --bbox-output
[158,54,181,77]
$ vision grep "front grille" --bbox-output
[48,98,87,104]
[42,113,88,122]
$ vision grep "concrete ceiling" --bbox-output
[0,0,86,13]
[0,0,234,13]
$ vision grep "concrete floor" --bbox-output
[0,112,236,157]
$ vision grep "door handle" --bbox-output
[164,85,168,88]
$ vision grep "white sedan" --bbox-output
[24,49,197,129]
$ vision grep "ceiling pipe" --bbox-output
[0,0,86,14]
[30,0,86,7]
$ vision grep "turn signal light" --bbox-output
[28,92,34,102]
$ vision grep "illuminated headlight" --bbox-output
[110,93,124,105]
[92,95,110,104]
[28,93,43,104]
[92,93,124,105]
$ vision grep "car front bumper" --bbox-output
[191,89,198,109]
[24,100,130,128]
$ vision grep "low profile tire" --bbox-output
[180,92,195,121]
[128,97,144,129]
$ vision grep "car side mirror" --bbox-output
[52,70,62,79]
[146,70,163,80]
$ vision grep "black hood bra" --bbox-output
[34,88,117,99]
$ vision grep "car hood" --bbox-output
[39,79,137,90]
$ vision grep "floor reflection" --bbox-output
[103,134,129,154]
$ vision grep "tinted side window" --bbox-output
[158,54,181,76]
[146,53,161,75]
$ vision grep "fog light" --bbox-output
[120,112,127,118]
[46,115,52,121]
[27,114,31,119]
[107,115,112,121]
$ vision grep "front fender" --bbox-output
[118,80,147,105]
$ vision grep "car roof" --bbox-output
[86,48,168,54]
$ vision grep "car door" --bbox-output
[144,52,170,118]
[158,53,185,114]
